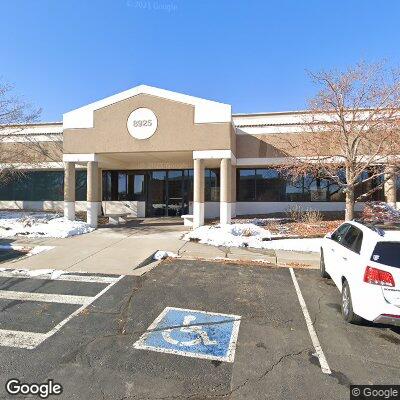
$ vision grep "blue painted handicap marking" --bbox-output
[133,307,241,362]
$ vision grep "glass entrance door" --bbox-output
[147,171,167,217]
[146,170,190,217]
[167,170,184,216]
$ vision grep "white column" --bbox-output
[87,161,99,228]
[220,158,232,225]
[193,159,205,228]
[64,162,75,221]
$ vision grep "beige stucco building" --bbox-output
[0,85,397,227]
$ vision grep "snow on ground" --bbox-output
[153,250,179,260]
[0,244,54,257]
[0,211,94,238]
[0,268,68,279]
[183,223,323,253]
[184,224,272,248]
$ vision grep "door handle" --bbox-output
[342,257,347,261]
[330,248,335,252]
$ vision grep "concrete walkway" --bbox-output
[177,241,320,268]
[0,219,320,275]
[0,219,188,275]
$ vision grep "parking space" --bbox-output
[0,260,398,399]
[295,268,400,386]
[0,269,123,349]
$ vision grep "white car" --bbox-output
[320,220,400,325]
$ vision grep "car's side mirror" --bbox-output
[325,232,332,239]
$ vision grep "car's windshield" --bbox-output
[371,242,400,268]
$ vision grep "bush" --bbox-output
[285,205,323,223]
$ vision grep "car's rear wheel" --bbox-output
[341,280,362,324]
[320,249,330,278]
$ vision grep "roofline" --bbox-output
[63,84,232,129]
[233,110,314,117]
[0,121,62,128]
[233,107,400,118]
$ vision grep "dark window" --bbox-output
[118,172,128,200]
[342,226,363,253]
[0,171,85,202]
[237,169,256,201]
[331,224,352,245]
[205,169,220,201]
[236,167,386,202]
[75,171,87,201]
[133,175,145,197]
[184,169,194,202]
[356,169,384,201]
[304,175,330,202]
[371,242,400,268]
[256,169,285,201]
[352,231,363,253]
[127,172,146,201]
[102,171,112,201]
[285,176,307,201]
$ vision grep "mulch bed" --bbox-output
[228,217,342,238]
[266,220,342,238]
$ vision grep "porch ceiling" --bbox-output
[94,151,220,169]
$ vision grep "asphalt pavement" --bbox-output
[0,260,398,399]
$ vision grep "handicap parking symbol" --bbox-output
[133,307,241,362]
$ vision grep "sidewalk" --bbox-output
[177,241,320,268]
[0,221,320,276]
[0,220,187,276]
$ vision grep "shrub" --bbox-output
[285,205,323,223]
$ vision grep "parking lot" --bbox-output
[0,259,399,399]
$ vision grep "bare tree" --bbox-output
[0,80,62,184]
[278,62,400,220]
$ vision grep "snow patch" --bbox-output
[184,223,274,248]
[153,250,179,260]
[0,244,54,259]
[0,212,93,238]
[184,223,322,253]
[8,268,67,279]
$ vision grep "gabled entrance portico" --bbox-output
[62,85,235,228]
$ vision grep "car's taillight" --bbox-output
[363,266,395,287]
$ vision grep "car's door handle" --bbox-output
[330,248,335,252]
[342,257,347,261]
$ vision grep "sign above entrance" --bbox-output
[127,108,158,139]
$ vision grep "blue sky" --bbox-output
[1,0,399,121]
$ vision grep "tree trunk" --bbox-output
[345,188,355,221]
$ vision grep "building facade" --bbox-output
[0,85,398,227]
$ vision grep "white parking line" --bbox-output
[0,270,120,284]
[289,268,332,375]
[0,329,45,349]
[37,275,124,348]
[0,290,92,305]
[0,271,124,349]
[54,274,120,284]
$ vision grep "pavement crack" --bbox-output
[312,293,325,326]
[116,279,142,335]
[144,347,312,400]
[257,347,311,381]
[217,347,311,398]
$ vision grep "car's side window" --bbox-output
[331,224,351,244]
[342,227,363,253]
[352,230,363,253]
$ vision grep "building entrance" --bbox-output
[146,170,193,217]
